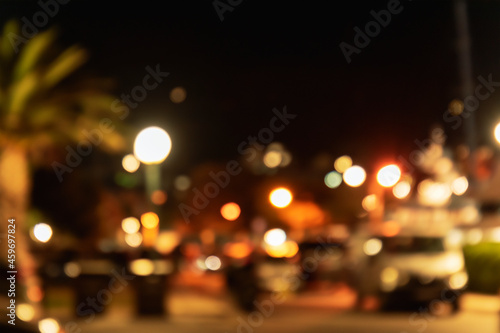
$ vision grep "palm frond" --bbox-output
[42,45,88,90]
[13,28,56,82]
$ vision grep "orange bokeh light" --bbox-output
[220,202,241,221]
[27,285,44,303]
[381,221,401,237]
[224,242,253,259]
[151,190,168,205]
[141,212,159,229]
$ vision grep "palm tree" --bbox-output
[0,20,127,318]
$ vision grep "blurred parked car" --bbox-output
[349,229,468,312]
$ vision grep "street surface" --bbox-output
[64,286,499,333]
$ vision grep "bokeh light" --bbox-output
[334,155,352,173]
[449,99,464,116]
[265,240,299,258]
[382,221,401,237]
[393,181,411,199]
[263,150,282,168]
[38,318,60,333]
[418,179,452,207]
[324,171,342,189]
[17,303,35,322]
[280,151,292,167]
[376,164,401,187]
[151,190,168,205]
[27,285,43,302]
[129,259,155,276]
[141,212,159,229]
[174,175,191,191]
[269,187,293,208]
[134,126,172,164]
[451,176,469,196]
[122,154,140,173]
[63,262,81,278]
[121,217,141,234]
[220,202,241,221]
[125,232,143,248]
[433,157,454,175]
[223,242,253,259]
[170,86,187,103]
[33,223,53,243]
[363,238,383,256]
[343,165,366,187]
[362,194,378,212]
[155,231,180,254]
[205,255,222,271]
[495,122,500,144]
[264,228,286,246]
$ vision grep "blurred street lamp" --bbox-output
[343,165,366,187]
[133,126,172,228]
[269,187,293,208]
[32,223,53,243]
[134,126,172,164]
[494,122,500,145]
[376,164,401,188]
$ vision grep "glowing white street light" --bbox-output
[134,126,172,165]
[33,223,53,243]
[269,187,293,208]
[376,164,401,188]
[133,126,172,233]
[343,165,366,187]
[494,122,500,145]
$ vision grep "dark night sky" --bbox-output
[3,0,500,174]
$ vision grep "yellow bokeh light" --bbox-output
[362,194,378,212]
[122,154,140,173]
[265,240,299,258]
[141,212,159,229]
[220,202,241,221]
[269,187,293,208]
[343,165,366,187]
[121,217,141,234]
[363,238,383,256]
[334,155,353,173]
[393,181,411,199]
[125,232,143,248]
[134,126,172,164]
[33,223,53,243]
[376,164,401,187]
[38,318,60,333]
[151,190,168,205]
[155,231,180,254]
[129,259,155,276]
[451,176,468,196]
[263,150,282,168]
[17,303,35,322]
